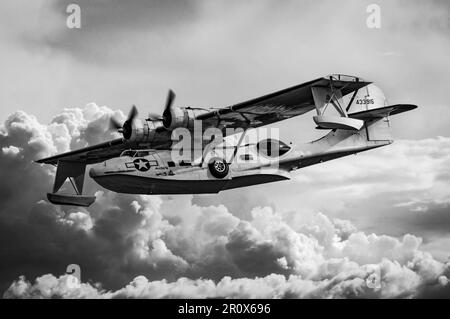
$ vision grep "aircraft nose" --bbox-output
[89,165,103,178]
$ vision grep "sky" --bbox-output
[0,0,450,298]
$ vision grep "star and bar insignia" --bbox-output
[133,158,151,172]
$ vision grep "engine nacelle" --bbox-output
[123,119,163,143]
[163,106,208,130]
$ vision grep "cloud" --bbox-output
[4,252,450,298]
[1,105,450,298]
[251,135,450,242]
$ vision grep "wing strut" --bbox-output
[311,76,365,131]
[199,128,248,167]
[229,129,248,164]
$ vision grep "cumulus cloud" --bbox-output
[4,237,450,299]
[0,105,450,298]
[247,133,450,249]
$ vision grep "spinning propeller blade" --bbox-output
[164,89,176,113]
[128,105,138,122]
[109,117,122,130]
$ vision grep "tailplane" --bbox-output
[348,104,418,120]
[345,84,417,142]
[348,103,417,142]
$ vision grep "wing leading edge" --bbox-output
[36,138,126,165]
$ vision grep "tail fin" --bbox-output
[345,83,417,119]
[312,82,417,141]
[342,83,417,141]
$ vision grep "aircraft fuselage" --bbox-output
[89,129,389,195]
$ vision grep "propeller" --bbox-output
[145,90,175,123]
[164,89,176,112]
[109,105,138,139]
[127,104,138,122]
[162,89,176,128]
[109,89,176,138]
[109,117,122,130]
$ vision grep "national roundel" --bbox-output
[133,158,151,172]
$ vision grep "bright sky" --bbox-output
[0,0,449,141]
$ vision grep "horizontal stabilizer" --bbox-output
[348,104,418,120]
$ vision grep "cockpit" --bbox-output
[120,150,152,157]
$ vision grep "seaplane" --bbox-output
[36,74,417,207]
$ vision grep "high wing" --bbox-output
[36,138,127,165]
[37,74,370,166]
[36,138,171,165]
[196,74,371,134]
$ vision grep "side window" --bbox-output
[167,161,175,167]
[257,139,291,158]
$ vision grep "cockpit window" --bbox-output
[120,150,151,157]
[121,150,136,157]
[257,139,291,157]
[136,151,150,157]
